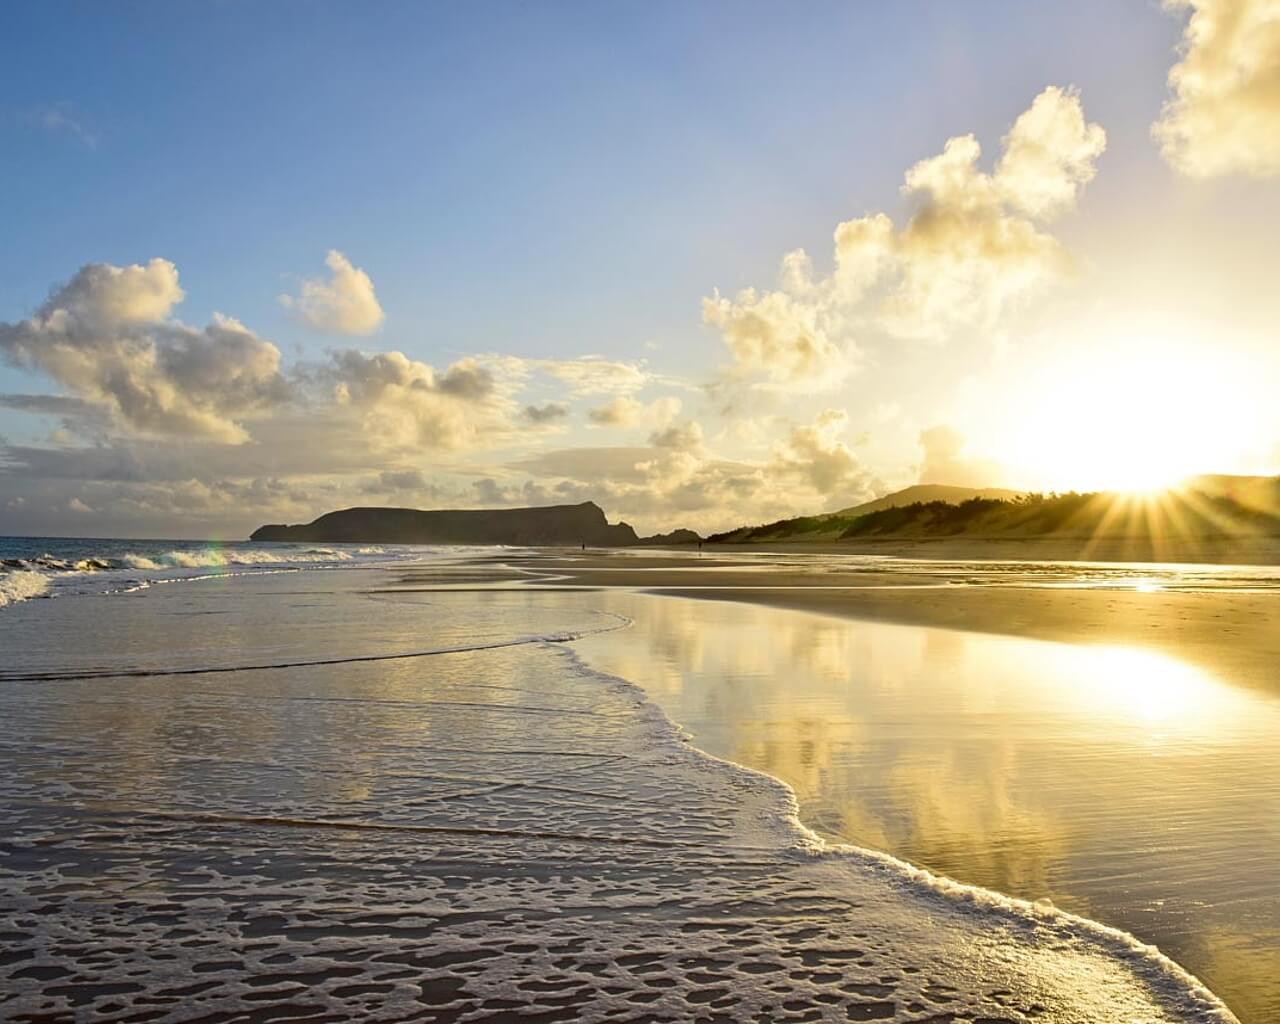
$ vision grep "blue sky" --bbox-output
[2,1,1277,536]
[0,2,1178,358]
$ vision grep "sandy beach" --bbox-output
[708,535,1280,566]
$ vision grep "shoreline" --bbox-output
[515,560,1276,1022]
[492,550,1280,699]
[555,629,1240,1024]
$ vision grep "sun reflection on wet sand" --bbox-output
[1046,644,1239,730]
[574,592,1280,1023]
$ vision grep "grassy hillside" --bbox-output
[835,484,1025,517]
[709,482,1280,544]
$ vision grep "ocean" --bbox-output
[0,535,436,608]
[0,538,1253,1022]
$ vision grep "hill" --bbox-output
[251,501,699,547]
[709,479,1280,546]
[1183,474,1280,516]
[711,483,1025,544]
[836,484,1025,518]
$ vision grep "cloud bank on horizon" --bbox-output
[3,1,1280,538]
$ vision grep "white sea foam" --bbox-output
[0,541,419,611]
[123,546,357,570]
[0,569,50,607]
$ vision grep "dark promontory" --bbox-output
[251,501,693,547]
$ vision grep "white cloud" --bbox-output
[327,350,514,451]
[702,286,852,391]
[536,357,652,395]
[281,250,385,335]
[587,394,682,428]
[704,87,1105,388]
[649,420,705,451]
[994,86,1108,218]
[510,407,877,533]
[0,259,288,443]
[770,409,874,501]
[1154,0,1280,178]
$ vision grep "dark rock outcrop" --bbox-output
[251,501,685,547]
[639,528,702,546]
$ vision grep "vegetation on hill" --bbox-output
[709,485,1280,544]
[833,484,1025,518]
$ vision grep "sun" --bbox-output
[992,335,1266,494]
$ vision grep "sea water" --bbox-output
[0,547,1240,1022]
[567,589,1280,1024]
[0,535,436,608]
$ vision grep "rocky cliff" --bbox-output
[250,501,684,547]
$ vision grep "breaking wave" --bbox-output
[0,539,432,610]
[120,546,358,570]
[0,569,50,607]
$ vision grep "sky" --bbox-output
[2,0,1279,538]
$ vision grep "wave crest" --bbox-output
[0,570,51,607]
[123,547,357,570]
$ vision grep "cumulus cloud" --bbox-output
[705,87,1105,387]
[649,420,705,451]
[510,441,807,534]
[0,259,289,443]
[770,409,875,501]
[587,395,681,428]
[281,250,385,335]
[884,87,1105,334]
[522,402,569,424]
[471,477,563,507]
[702,286,852,391]
[509,407,878,533]
[327,350,512,450]
[1154,0,1280,177]
[2,260,697,535]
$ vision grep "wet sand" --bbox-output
[705,535,1280,566]
[494,552,1280,698]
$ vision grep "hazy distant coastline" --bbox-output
[709,475,1280,561]
[251,475,1280,566]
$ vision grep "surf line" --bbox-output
[0,612,634,684]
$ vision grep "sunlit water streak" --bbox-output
[572,591,1280,1024]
